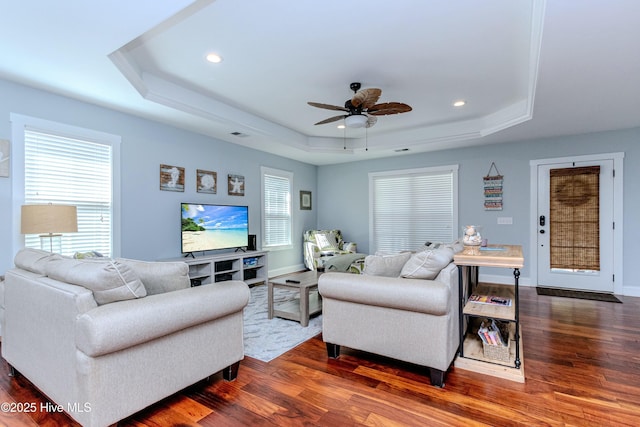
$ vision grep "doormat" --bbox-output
[536,287,622,303]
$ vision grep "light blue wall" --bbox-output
[0,79,317,274]
[318,128,640,290]
[2,76,639,292]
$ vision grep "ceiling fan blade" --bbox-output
[365,116,378,128]
[367,102,413,116]
[308,102,349,112]
[351,88,382,109]
[314,115,347,125]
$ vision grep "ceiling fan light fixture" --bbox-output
[206,53,223,63]
[345,115,368,128]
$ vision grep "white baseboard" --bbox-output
[268,264,307,279]
[622,286,640,297]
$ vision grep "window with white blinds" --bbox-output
[370,165,458,253]
[261,167,292,248]
[24,129,114,256]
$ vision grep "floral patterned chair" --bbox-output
[303,229,365,273]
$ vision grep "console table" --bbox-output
[453,244,525,382]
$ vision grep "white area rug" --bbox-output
[243,284,322,362]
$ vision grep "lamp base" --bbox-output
[39,233,62,253]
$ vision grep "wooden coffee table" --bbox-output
[268,270,321,327]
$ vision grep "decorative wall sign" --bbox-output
[160,164,185,192]
[228,174,245,196]
[0,139,9,178]
[197,169,217,194]
[300,190,312,210]
[483,162,503,210]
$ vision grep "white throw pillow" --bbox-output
[116,258,190,295]
[45,258,147,305]
[363,252,412,277]
[315,231,340,253]
[401,247,455,280]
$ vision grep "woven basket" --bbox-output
[482,342,510,362]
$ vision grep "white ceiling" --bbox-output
[1,0,639,165]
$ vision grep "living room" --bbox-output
[1,1,640,425]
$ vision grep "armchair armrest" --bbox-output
[76,281,250,357]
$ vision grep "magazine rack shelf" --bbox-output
[454,245,525,383]
[166,251,268,287]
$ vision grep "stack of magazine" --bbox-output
[469,294,512,306]
[477,318,508,347]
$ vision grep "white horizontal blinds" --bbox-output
[24,129,112,256]
[372,169,454,253]
[263,171,292,247]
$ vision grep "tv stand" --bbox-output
[234,247,246,253]
[168,251,268,287]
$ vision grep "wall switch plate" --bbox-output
[497,217,513,225]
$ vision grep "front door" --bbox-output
[536,159,614,292]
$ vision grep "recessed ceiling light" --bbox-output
[337,124,346,129]
[206,53,223,63]
[453,100,466,107]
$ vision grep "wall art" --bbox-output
[483,162,503,210]
[228,174,245,196]
[197,169,217,194]
[0,139,9,178]
[300,190,312,210]
[160,164,185,192]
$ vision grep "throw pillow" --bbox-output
[45,258,147,305]
[73,250,104,259]
[363,252,412,277]
[315,231,340,253]
[401,247,455,280]
[14,248,64,275]
[116,258,190,295]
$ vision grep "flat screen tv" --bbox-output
[181,203,249,254]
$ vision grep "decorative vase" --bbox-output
[462,225,483,246]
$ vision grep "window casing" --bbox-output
[369,165,458,253]
[261,167,293,249]
[11,114,121,257]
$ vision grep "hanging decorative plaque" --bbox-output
[483,162,503,210]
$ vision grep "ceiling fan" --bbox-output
[308,82,412,129]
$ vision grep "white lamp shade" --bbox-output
[21,204,78,234]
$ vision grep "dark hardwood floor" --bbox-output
[1,286,639,426]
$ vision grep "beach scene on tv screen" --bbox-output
[182,204,248,252]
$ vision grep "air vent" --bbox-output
[230,131,249,137]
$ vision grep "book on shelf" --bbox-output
[469,294,512,306]
[477,318,508,347]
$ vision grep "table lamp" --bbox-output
[21,204,78,253]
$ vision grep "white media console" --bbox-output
[170,251,268,287]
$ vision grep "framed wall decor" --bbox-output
[228,174,245,196]
[483,162,503,210]
[197,169,217,194]
[160,164,185,192]
[0,139,9,178]
[300,190,312,210]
